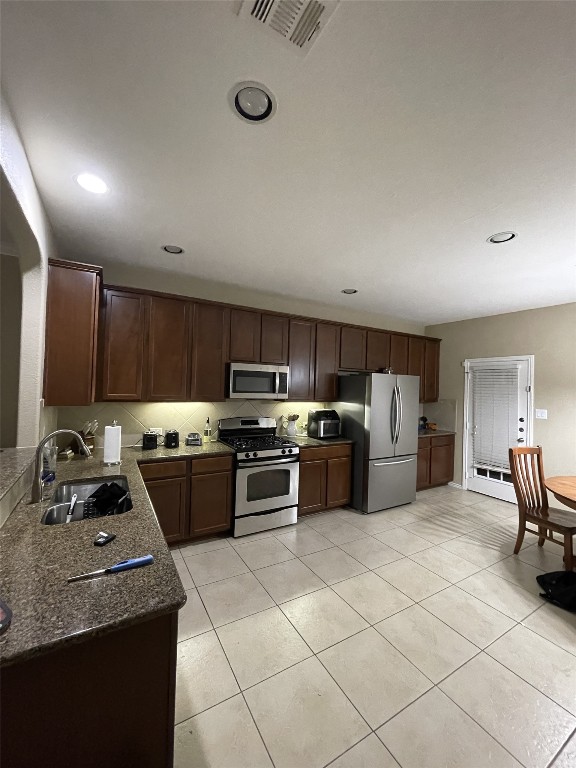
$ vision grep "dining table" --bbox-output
[545,476,576,512]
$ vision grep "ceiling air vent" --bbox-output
[238,0,339,56]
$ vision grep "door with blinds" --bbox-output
[464,357,533,503]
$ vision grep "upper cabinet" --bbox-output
[389,334,409,375]
[190,302,230,401]
[147,296,191,401]
[366,330,390,371]
[288,319,316,400]
[99,289,147,401]
[315,323,340,401]
[261,314,289,364]
[340,326,367,370]
[44,259,102,406]
[408,336,425,401]
[229,309,261,362]
[423,339,440,403]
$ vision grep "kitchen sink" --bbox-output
[41,475,131,525]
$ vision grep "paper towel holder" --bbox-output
[103,419,122,467]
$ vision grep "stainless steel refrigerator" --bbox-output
[339,373,419,513]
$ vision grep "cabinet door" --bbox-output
[229,309,261,362]
[315,323,341,401]
[423,339,440,403]
[340,327,367,370]
[190,303,230,401]
[261,314,289,364]
[145,477,188,544]
[44,260,101,406]
[147,297,191,401]
[298,460,327,515]
[100,289,147,400]
[408,337,425,402]
[326,457,351,507]
[389,334,409,375]
[288,319,316,400]
[190,471,232,536]
[430,442,454,486]
[366,330,390,371]
[417,446,431,490]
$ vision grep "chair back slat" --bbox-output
[508,446,549,519]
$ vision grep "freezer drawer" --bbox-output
[365,455,417,513]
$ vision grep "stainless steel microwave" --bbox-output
[229,363,289,400]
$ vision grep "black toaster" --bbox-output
[164,430,179,449]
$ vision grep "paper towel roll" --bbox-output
[103,422,122,465]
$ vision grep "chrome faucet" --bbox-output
[31,430,92,503]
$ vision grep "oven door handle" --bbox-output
[237,457,299,469]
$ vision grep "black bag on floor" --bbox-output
[536,571,576,613]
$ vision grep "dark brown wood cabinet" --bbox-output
[423,339,440,403]
[147,296,191,401]
[408,336,425,401]
[340,326,367,370]
[44,259,102,406]
[315,323,341,401]
[289,319,316,400]
[366,330,390,371]
[229,308,261,362]
[417,433,455,490]
[145,477,188,544]
[190,456,233,537]
[389,334,409,375]
[261,313,289,364]
[298,443,352,515]
[190,302,230,401]
[99,289,147,400]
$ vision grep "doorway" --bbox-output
[463,356,533,503]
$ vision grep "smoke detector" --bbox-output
[238,0,339,57]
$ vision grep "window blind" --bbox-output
[471,366,519,471]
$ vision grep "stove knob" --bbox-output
[245,453,250,459]
[282,449,286,455]
[253,452,258,458]
[288,448,293,454]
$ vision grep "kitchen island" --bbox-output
[0,447,203,768]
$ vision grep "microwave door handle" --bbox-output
[275,371,280,395]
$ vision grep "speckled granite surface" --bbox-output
[0,448,37,503]
[133,441,234,462]
[290,436,353,447]
[418,430,456,438]
[0,447,206,666]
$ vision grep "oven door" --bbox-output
[235,457,299,517]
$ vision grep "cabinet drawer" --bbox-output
[191,456,233,474]
[139,460,187,480]
[418,437,432,448]
[300,444,352,462]
[430,435,454,447]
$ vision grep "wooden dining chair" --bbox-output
[509,447,575,571]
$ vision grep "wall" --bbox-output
[0,254,22,447]
[95,259,426,335]
[0,92,57,445]
[57,400,327,448]
[426,302,576,482]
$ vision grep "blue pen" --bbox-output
[67,555,154,582]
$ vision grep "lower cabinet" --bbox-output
[298,444,352,516]
[140,455,233,544]
[417,434,455,490]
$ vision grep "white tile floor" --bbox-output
[171,487,576,768]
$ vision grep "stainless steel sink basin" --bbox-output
[41,476,131,525]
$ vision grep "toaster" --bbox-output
[164,430,179,449]
[307,410,341,439]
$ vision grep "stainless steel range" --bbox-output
[218,417,299,537]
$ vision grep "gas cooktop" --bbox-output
[220,435,298,452]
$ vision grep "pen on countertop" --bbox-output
[67,555,154,583]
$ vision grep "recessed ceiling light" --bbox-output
[487,231,517,243]
[341,288,358,295]
[75,173,108,194]
[229,81,277,124]
[162,245,184,254]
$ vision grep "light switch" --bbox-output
[535,409,548,420]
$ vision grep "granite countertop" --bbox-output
[133,441,234,461]
[0,447,193,667]
[290,435,354,447]
[0,447,37,504]
[418,430,456,437]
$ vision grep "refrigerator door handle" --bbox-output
[396,385,403,444]
[374,458,416,466]
[392,386,400,444]
[390,386,397,444]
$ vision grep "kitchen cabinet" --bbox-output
[229,308,261,362]
[408,336,425,401]
[261,313,289,364]
[423,339,440,403]
[366,330,390,371]
[190,456,233,537]
[298,443,352,515]
[140,460,188,544]
[288,319,316,400]
[190,302,230,401]
[417,433,454,490]
[44,259,102,406]
[389,334,409,375]
[340,326,367,370]
[147,296,191,401]
[99,288,147,400]
[315,322,341,401]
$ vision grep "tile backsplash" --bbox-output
[57,400,328,448]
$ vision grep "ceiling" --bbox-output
[1,0,575,324]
